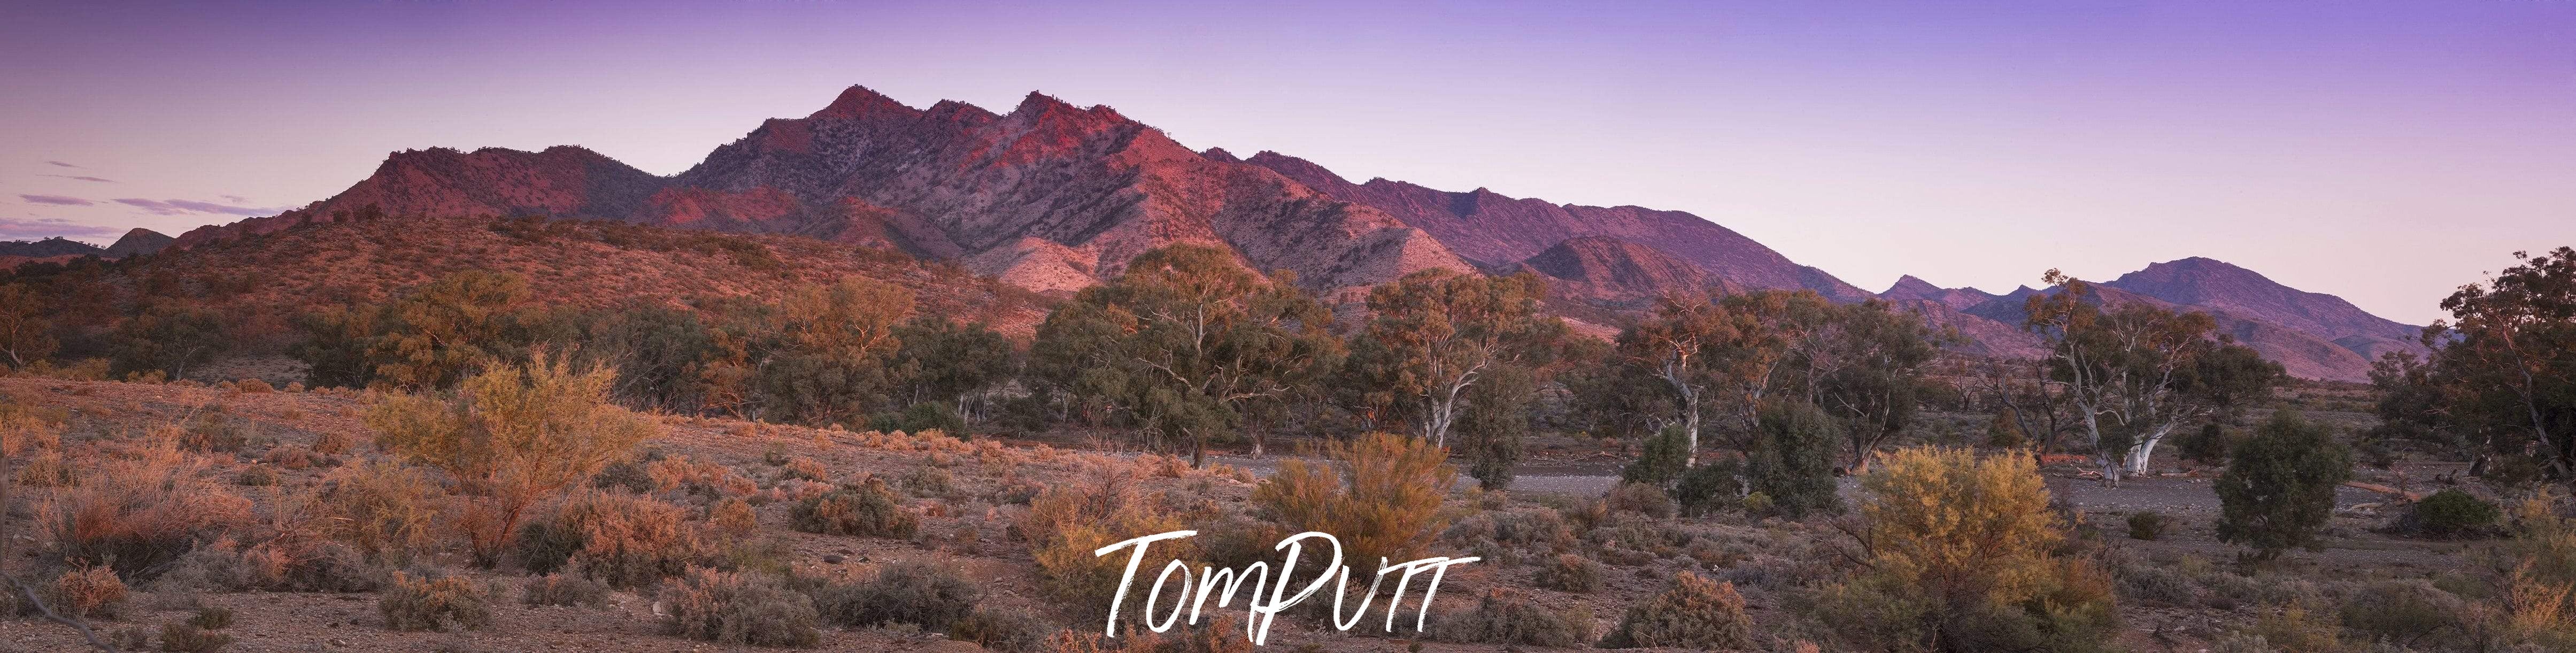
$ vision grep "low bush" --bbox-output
[2338,579,2464,646]
[809,559,979,629]
[38,443,253,578]
[2128,511,2170,541]
[317,461,445,565]
[187,605,235,629]
[1604,481,1676,518]
[48,565,128,619]
[948,606,1054,652]
[521,573,610,608]
[660,567,821,647]
[789,479,916,538]
[1431,588,1592,647]
[1251,432,1454,570]
[709,497,759,537]
[380,572,491,632]
[2387,489,2502,539]
[1672,458,1743,517]
[158,623,234,652]
[1534,553,1603,593]
[1598,572,1751,649]
[1021,471,1194,612]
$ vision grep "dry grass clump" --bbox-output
[948,605,1053,652]
[15,449,75,487]
[1599,571,1751,649]
[379,572,491,632]
[789,478,916,538]
[778,456,829,482]
[518,490,708,589]
[659,567,821,647]
[1432,588,1594,647]
[38,442,253,577]
[650,455,756,496]
[520,573,610,608]
[187,605,235,629]
[1252,432,1454,567]
[809,558,978,629]
[310,429,355,455]
[1603,481,1676,518]
[260,444,321,469]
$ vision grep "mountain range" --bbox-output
[0,228,173,268]
[156,85,2420,381]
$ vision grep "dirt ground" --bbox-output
[0,377,2506,652]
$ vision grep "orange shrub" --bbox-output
[47,565,127,619]
[38,442,253,577]
[1251,432,1455,567]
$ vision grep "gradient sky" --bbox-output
[5,1,2570,325]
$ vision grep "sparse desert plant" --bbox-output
[2128,511,2170,541]
[379,572,491,632]
[1619,425,1690,487]
[1534,553,1604,593]
[311,429,355,455]
[519,490,707,589]
[47,564,128,619]
[1020,470,1194,611]
[1671,456,1743,517]
[38,442,253,577]
[2338,579,2464,647]
[317,460,445,564]
[520,573,610,608]
[659,567,822,647]
[709,497,758,537]
[232,464,276,487]
[1598,571,1750,649]
[187,605,235,629]
[809,558,979,629]
[366,354,658,565]
[789,478,916,537]
[947,605,1052,652]
[159,622,235,652]
[779,456,829,482]
[1252,432,1455,569]
[1603,481,1676,518]
[1431,588,1593,647]
[2217,412,2353,560]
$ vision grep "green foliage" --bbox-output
[2409,247,2576,480]
[1747,400,1842,517]
[1030,244,1340,462]
[2178,423,2234,465]
[1621,425,1690,487]
[890,315,1014,416]
[1342,268,1565,445]
[110,300,226,380]
[1815,299,1954,470]
[1534,553,1603,593]
[1599,572,1752,649]
[367,270,538,389]
[1672,456,1743,517]
[1456,363,1534,490]
[2216,412,2354,560]
[870,402,963,435]
[754,276,914,426]
[2394,489,2502,539]
[0,282,60,368]
[2127,511,2169,541]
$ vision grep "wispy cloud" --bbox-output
[38,174,115,183]
[19,194,95,206]
[0,217,121,241]
[219,195,247,203]
[114,197,279,216]
[44,161,79,168]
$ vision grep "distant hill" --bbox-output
[0,236,103,258]
[101,228,174,258]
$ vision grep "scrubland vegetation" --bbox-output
[0,221,2572,651]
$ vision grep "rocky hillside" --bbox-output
[101,227,175,257]
[0,228,173,268]
[1230,150,1872,301]
[137,213,1050,342]
[173,87,1471,298]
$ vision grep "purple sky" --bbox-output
[5,1,2570,325]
